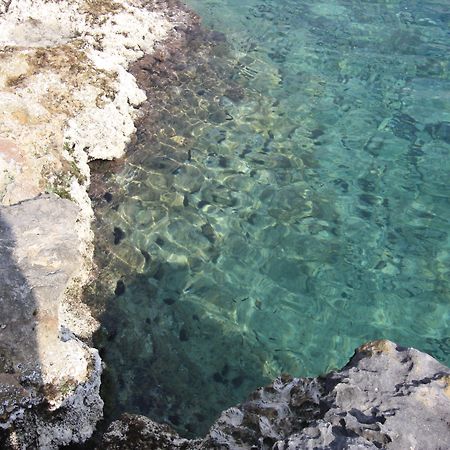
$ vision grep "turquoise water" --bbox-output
[89,0,450,437]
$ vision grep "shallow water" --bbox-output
[88,0,450,437]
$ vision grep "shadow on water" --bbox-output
[94,272,271,438]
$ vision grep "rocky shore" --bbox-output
[1,0,449,449]
[0,0,192,447]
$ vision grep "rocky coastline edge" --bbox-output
[0,1,449,449]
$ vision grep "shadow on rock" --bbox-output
[0,194,102,449]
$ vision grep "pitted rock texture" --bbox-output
[0,0,175,207]
[99,414,201,450]
[0,194,102,449]
[0,0,194,447]
[100,340,450,450]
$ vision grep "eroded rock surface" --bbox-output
[0,0,174,206]
[0,0,188,342]
[0,0,193,447]
[100,340,450,450]
[0,194,102,448]
[99,414,201,450]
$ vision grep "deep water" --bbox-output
[88,0,450,438]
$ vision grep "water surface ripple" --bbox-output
[88,0,450,437]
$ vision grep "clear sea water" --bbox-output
[89,0,450,437]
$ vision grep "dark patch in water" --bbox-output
[179,327,189,341]
[218,156,228,167]
[140,249,151,263]
[153,264,165,281]
[212,372,225,383]
[334,179,349,193]
[357,208,371,220]
[169,414,181,426]
[310,128,325,139]
[231,374,245,388]
[114,280,126,296]
[359,194,378,206]
[426,122,450,144]
[113,227,125,245]
[201,223,216,243]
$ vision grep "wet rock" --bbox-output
[99,340,450,450]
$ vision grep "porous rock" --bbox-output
[0,194,102,449]
[0,0,191,447]
[100,340,450,450]
[99,414,201,450]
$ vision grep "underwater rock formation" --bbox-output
[100,340,450,449]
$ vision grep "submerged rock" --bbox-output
[100,340,450,449]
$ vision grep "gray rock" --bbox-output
[100,340,450,450]
[0,194,102,449]
[99,414,201,450]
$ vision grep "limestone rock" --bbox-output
[0,0,177,341]
[0,0,190,447]
[0,0,174,206]
[99,414,201,450]
[100,340,450,450]
[0,194,102,448]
